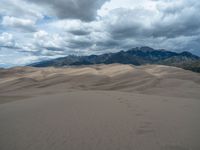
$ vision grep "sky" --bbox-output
[0,0,200,67]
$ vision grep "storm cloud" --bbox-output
[27,0,110,21]
[0,0,200,67]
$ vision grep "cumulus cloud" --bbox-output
[49,20,92,35]
[1,0,200,67]
[2,16,36,32]
[33,30,66,51]
[0,47,40,67]
[103,8,153,39]
[152,0,200,38]
[103,1,200,39]
[94,0,200,55]
[0,0,43,21]
[27,0,110,21]
[0,32,15,47]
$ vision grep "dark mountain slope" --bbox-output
[30,47,200,73]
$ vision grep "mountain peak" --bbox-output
[29,47,200,73]
[139,46,155,51]
[179,51,199,59]
[129,46,155,52]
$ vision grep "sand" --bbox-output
[0,64,200,150]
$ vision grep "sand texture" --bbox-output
[0,64,200,150]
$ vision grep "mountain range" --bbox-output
[30,47,200,73]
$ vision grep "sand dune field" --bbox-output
[0,64,200,150]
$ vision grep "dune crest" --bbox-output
[0,64,200,99]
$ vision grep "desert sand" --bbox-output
[0,64,200,150]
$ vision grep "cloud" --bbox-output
[0,47,40,67]
[93,0,200,55]
[49,20,92,35]
[0,32,15,47]
[2,16,36,32]
[151,0,200,38]
[27,0,110,21]
[33,30,66,51]
[103,1,200,39]
[0,0,43,21]
[103,8,152,39]
[1,0,200,67]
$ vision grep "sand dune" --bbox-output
[0,64,200,150]
[0,64,200,98]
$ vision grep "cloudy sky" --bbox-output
[0,0,200,67]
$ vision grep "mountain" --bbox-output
[30,47,200,72]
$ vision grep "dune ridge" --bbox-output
[0,64,200,99]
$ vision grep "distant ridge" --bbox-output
[30,47,200,73]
